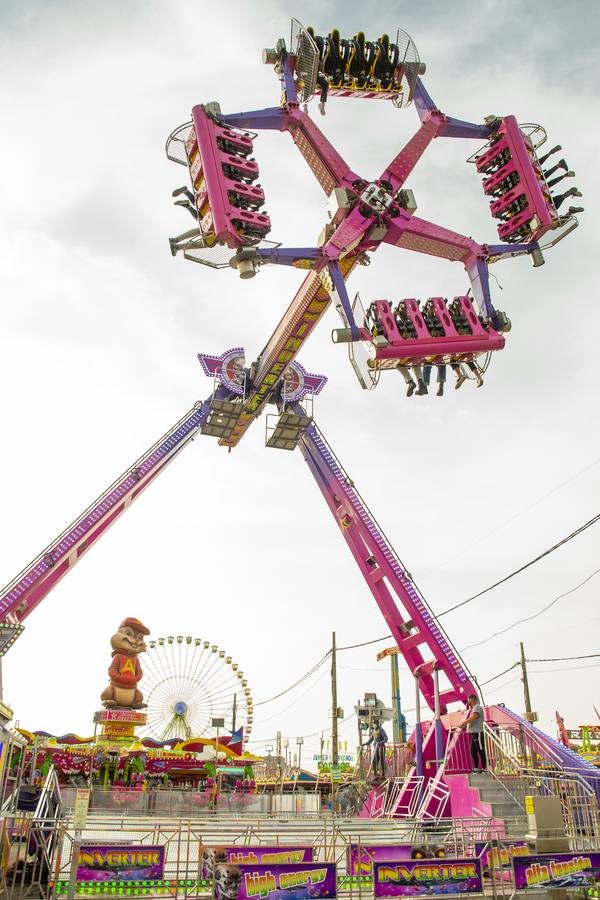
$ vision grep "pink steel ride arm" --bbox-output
[219,106,360,198]
[298,422,476,714]
[218,259,359,449]
[380,110,447,192]
[0,394,222,627]
[283,106,360,195]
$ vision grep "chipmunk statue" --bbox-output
[101,617,150,709]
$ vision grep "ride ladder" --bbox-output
[413,729,462,820]
[298,421,477,713]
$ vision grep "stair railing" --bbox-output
[414,727,461,820]
[483,725,600,843]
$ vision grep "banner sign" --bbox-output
[93,709,147,724]
[72,789,90,830]
[348,844,447,877]
[474,840,530,873]
[202,848,313,881]
[513,852,600,890]
[213,862,336,900]
[374,859,483,897]
[76,845,164,882]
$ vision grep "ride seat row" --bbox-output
[474,116,558,244]
[307,27,402,93]
[184,106,271,248]
[363,296,506,364]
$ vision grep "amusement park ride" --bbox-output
[0,21,594,804]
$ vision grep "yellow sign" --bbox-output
[377,646,401,661]
[221,257,358,448]
[525,795,535,815]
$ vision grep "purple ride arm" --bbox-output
[382,215,496,318]
[297,420,476,714]
[381,80,495,192]
[0,390,226,628]
[222,105,360,197]
[413,79,493,139]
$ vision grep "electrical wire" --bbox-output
[246,712,358,750]
[528,662,600,675]
[340,666,387,672]
[435,454,600,572]
[476,652,600,695]
[436,513,600,619]
[337,635,391,651]
[528,653,600,662]
[256,669,330,724]
[254,651,331,707]
[479,662,520,686]
[461,567,600,651]
[484,674,522,696]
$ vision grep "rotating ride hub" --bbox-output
[165,18,581,398]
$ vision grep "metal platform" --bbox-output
[266,409,313,450]
[200,398,243,438]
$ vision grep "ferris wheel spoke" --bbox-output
[175,640,186,697]
[185,675,233,706]
[200,660,239,692]
[182,638,193,686]
[204,681,250,713]
[196,683,244,709]
[191,648,218,692]
[197,673,241,702]
[186,643,207,684]
[197,653,224,691]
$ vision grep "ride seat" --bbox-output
[474,116,559,243]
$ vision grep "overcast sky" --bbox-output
[1,0,599,763]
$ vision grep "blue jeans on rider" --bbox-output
[423,364,446,385]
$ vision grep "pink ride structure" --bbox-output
[0,20,593,818]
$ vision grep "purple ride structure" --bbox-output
[0,21,594,815]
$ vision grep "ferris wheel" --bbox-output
[139,635,253,744]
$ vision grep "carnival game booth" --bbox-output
[15,728,258,816]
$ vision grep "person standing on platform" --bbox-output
[461,693,487,772]
[367,721,388,778]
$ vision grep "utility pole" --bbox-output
[390,652,407,743]
[276,731,282,782]
[331,632,339,767]
[519,642,537,723]
[232,693,237,733]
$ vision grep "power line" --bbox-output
[301,712,357,741]
[246,712,358,749]
[337,635,390,651]
[461,568,600,652]
[528,653,600,662]
[529,662,600,675]
[436,513,600,619]
[254,651,331,707]
[480,662,520,686]
[435,453,600,571]
[478,651,600,692]
[257,669,330,724]
[485,674,522,695]
[340,666,386,672]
